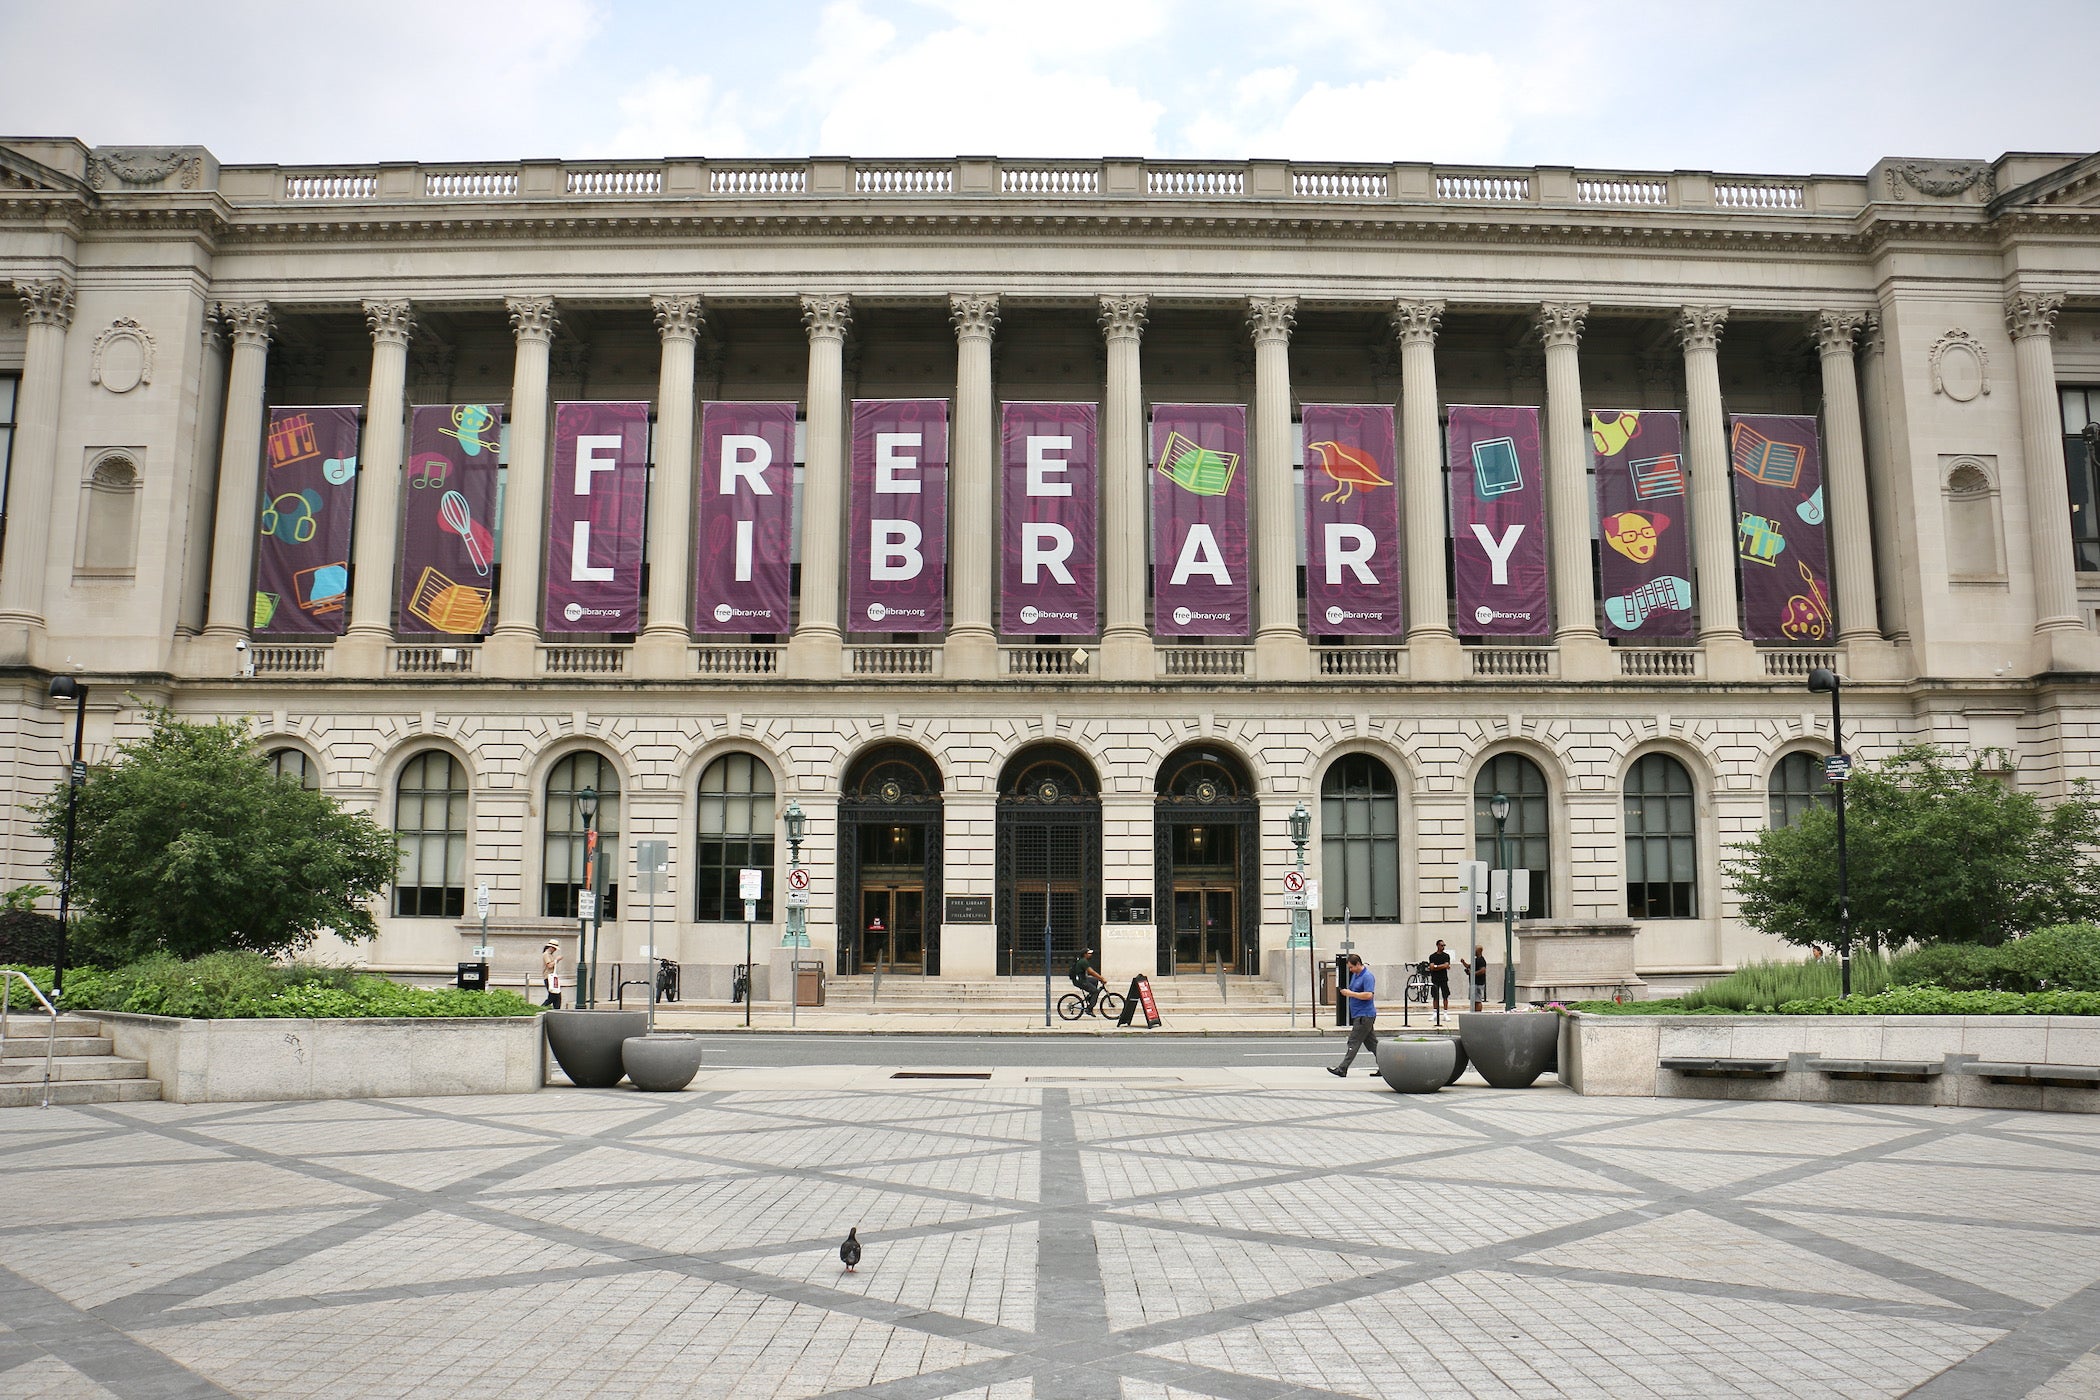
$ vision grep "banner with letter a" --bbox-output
[255,405,360,637]
[849,399,949,632]
[1001,402,1097,636]
[694,401,795,634]
[397,404,503,636]
[1302,404,1402,636]
[1590,409,1693,639]
[545,401,648,633]
[1447,405,1549,637]
[1151,404,1249,637]
[1729,413,1833,644]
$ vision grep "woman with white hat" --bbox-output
[541,940,563,1008]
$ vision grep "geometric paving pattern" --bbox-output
[1,1084,2097,1398]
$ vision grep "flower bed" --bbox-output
[5,954,536,1019]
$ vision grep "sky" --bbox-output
[1,0,2093,174]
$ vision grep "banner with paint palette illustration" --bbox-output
[1302,404,1402,636]
[397,404,503,635]
[1590,409,1693,639]
[254,405,360,636]
[1728,413,1833,643]
[1447,405,1549,637]
[1151,404,1249,636]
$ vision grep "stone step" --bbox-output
[0,1078,160,1109]
[0,1035,120,1059]
[0,1055,150,1084]
[0,1014,103,1037]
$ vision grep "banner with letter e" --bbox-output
[1001,402,1097,636]
[849,399,949,632]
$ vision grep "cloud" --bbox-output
[592,71,749,159]
[1176,53,1517,163]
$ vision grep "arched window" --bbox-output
[1321,754,1400,921]
[268,747,320,790]
[1474,754,1551,918]
[696,753,775,922]
[1625,753,1697,919]
[393,751,468,918]
[1769,751,1830,828]
[544,753,620,919]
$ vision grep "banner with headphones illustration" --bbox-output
[254,405,360,636]
[1590,409,1694,639]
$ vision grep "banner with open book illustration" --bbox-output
[397,404,503,635]
[1590,409,1693,639]
[254,405,360,637]
[1728,413,1833,644]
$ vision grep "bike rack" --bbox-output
[1,969,61,1109]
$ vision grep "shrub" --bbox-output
[1994,923,2100,993]
[1678,950,1891,1012]
[1777,987,2100,1016]
[1,953,534,1019]
[1886,942,2001,991]
[0,908,66,967]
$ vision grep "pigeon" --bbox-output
[839,1227,862,1273]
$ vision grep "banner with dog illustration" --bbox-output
[397,404,504,635]
[1151,404,1249,636]
[1590,409,1694,639]
[1729,413,1833,643]
[1302,404,1402,636]
[1447,405,1549,637]
[254,405,360,636]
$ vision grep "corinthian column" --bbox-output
[1099,295,1152,680]
[0,278,75,657]
[1392,300,1453,665]
[948,293,1000,678]
[1677,306,1743,648]
[2005,291,2092,666]
[1247,296,1307,679]
[202,302,272,648]
[341,301,414,668]
[487,297,557,671]
[639,295,704,674]
[1813,311,1878,644]
[1539,302,1604,666]
[788,294,851,680]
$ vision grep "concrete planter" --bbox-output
[1457,1011,1559,1088]
[1376,1037,1456,1094]
[543,1009,648,1089]
[622,1033,704,1092]
[1446,1039,1471,1086]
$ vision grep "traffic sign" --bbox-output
[1824,753,1853,783]
[1282,869,1308,895]
[576,890,597,922]
[739,868,764,902]
[786,867,811,893]
[475,883,489,919]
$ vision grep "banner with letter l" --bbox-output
[545,401,649,633]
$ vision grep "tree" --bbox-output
[33,713,399,963]
[1729,744,2100,949]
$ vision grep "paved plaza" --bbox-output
[2,1070,2098,1400]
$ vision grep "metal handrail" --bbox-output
[0,970,60,1108]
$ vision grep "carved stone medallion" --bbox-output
[1928,328,1991,403]
[90,318,155,394]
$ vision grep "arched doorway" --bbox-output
[1154,746,1259,976]
[838,743,943,975]
[995,745,1102,976]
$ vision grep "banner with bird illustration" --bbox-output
[254,405,360,637]
[1589,409,1693,639]
[1447,405,1549,637]
[1728,413,1833,643]
[1151,404,1249,636]
[1001,401,1097,636]
[1301,404,1402,636]
[396,404,503,635]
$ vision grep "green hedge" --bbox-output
[1773,987,2100,1016]
[2,953,535,1019]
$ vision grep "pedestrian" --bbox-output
[541,940,563,1009]
[1424,939,1453,1015]
[1327,953,1379,1076]
[1471,945,1488,1012]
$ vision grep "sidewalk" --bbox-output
[641,1002,1473,1035]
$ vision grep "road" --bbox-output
[676,1030,1455,1069]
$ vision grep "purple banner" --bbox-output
[254,406,359,636]
[1730,413,1833,643]
[1001,402,1097,636]
[694,402,795,634]
[1151,404,1249,636]
[848,399,949,632]
[397,404,502,636]
[545,401,649,633]
[1448,405,1549,637]
[1303,404,1402,636]
[1591,409,1694,638]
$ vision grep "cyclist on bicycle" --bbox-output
[1068,947,1106,1015]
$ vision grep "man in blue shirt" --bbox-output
[1327,953,1379,1076]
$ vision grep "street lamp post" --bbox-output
[783,801,806,1029]
[1490,791,1515,1011]
[1288,801,1310,1030]
[1808,667,1853,998]
[47,677,87,1006]
[576,786,598,1009]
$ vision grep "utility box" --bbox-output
[1318,960,1337,1013]
[795,963,825,1007]
[455,960,489,992]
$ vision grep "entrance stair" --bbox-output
[820,974,1292,1015]
[1,1014,162,1107]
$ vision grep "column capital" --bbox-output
[362,299,414,348]
[800,293,853,340]
[1860,310,1884,357]
[1812,310,1866,358]
[950,292,1001,341]
[1536,301,1588,349]
[1390,298,1443,347]
[18,277,74,329]
[651,294,706,343]
[1676,304,1729,353]
[1098,293,1148,342]
[2004,289,2065,341]
[217,301,273,349]
[505,296,559,343]
[1245,295,1297,344]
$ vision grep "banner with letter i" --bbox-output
[1302,404,1402,636]
[1151,404,1249,636]
[1729,413,1833,643]
[1001,402,1098,636]
[694,402,795,634]
[397,404,503,635]
[849,399,949,632]
[1447,405,1549,637]
[545,401,649,633]
[255,405,360,637]
[1590,409,1693,638]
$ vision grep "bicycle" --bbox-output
[1056,986,1125,1021]
[655,957,681,1004]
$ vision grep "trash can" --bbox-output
[795,962,825,1007]
[456,960,489,992]
[1317,960,1337,1009]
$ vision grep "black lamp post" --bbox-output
[1807,667,1853,998]
[576,785,598,1009]
[785,799,805,864]
[1490,791,1515,1010]
[47,677,87,1006]
[1289,801,1310,1030]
